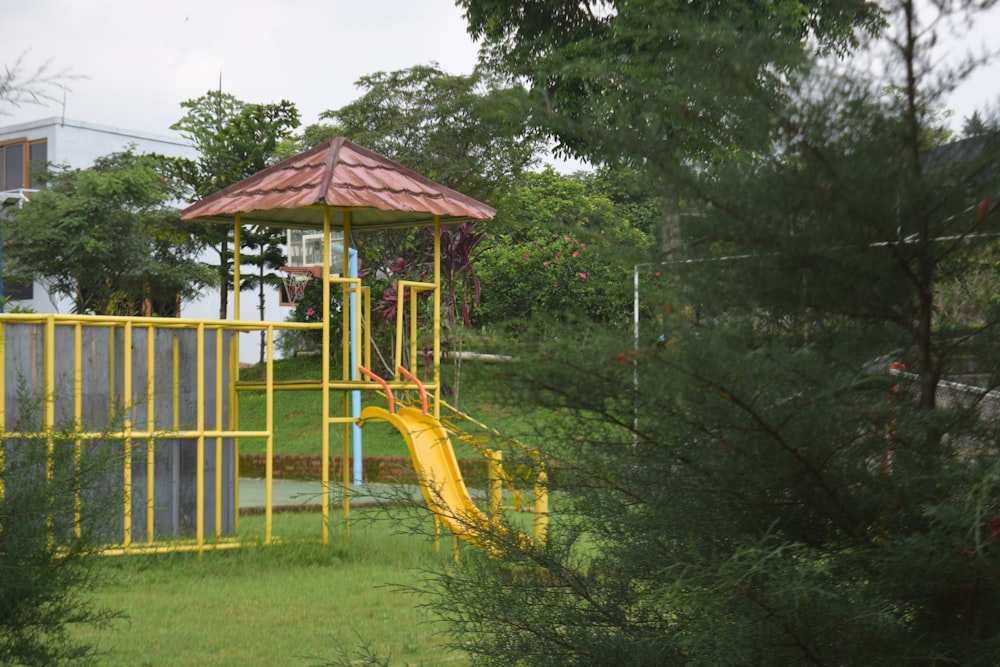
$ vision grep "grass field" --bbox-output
[76,511,471,666]
[71,359,546,666]
[65,357,552,665]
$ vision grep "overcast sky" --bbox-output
[3,0,481,137]
[4,0,998,142]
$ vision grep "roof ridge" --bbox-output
[318,137,346,205]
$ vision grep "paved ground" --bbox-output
[238,478,423,514]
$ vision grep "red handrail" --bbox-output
[397,366,428,414]
[358,366,394,413]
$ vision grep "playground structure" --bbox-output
[0,138,546,555]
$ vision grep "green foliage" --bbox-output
[417,2,1000,665]
[0,393,124,666]
[172,91,301,200]
[477,230,637,329]
[314,64,543,204]
[171,91,300,318]
[460,0,885,165]
[2,148,212,315]
[477,167,653,330]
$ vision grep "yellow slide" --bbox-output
[359,405,497,549]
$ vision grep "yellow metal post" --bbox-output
[233,214,243,538]
[173,335,180,431]
[487,450,503,522]
[321,208,332,545]
[123,320,133,549]
[433,215,441,419]
[146,325,156,544]
[265,325,274,544]
[73,323,83,538]
[231,335,240,535]
[408,285,418,375]
[215,326,223,538]
[44,316,56,548]
[535,468,549,546]
[196,323,205,556]
[362,286,372,371]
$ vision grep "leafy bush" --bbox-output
[476,230,643,330]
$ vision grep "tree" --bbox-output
[171,91,300,319]
[3,148,213,315]
[459,0,887,251]
[476,167,652,330]
[315,64,541,203]
[0,393,124,666]
[309,65,544,380]
[417,2,1000,664]
[458,0,885,166]
[1,51,80,114]
[240,225,289,367]
[311,64,544,278]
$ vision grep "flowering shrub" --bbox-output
[476,231,639,330]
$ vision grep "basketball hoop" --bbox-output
[280,267,317,306]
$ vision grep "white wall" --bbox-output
[0,117,286,363]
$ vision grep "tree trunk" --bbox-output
[218,240,229,320]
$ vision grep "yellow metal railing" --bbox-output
[0,313,317,555]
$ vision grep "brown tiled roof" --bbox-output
[180,137,496,230]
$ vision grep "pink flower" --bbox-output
[578,272,587,279]
[523,253,531,260]
[572,251,579,257]
[306,308,315,317]
[543,261,550,267]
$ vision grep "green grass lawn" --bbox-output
[76,511,471,666]
[71,357,554,666]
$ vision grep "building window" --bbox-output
[1,138,47,191]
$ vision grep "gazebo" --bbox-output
[181,137,498,545]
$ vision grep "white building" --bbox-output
[0,116,288,362]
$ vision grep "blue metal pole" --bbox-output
[331,241,363,485]
[348,247,362,485]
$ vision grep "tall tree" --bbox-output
[459,0,886,251]
[172,91,299,319]
[312,64,544,278]
[240,225,288,368]
[459,0,885,165]
[310,65,544,379]
[417,2,1000,665]
[3,148,212,315]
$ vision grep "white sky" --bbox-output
[3,0,998,141]
[3,0,481,137]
